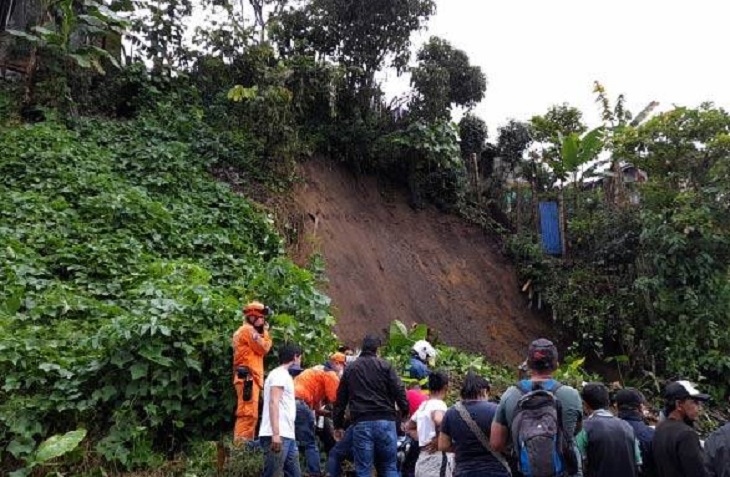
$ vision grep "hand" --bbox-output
[264,320,270,331]
[424,437,438,454]
[271,435,282,453]
[334,429,344,441]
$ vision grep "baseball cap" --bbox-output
[664,380,710,402]
[527,338,558,370]
[615,388,645,409]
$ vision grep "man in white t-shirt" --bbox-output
[259,343,303,477]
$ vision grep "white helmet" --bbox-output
[412,340,437,362]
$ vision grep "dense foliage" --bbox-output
[506,99,730,395]
[0,113,336,471]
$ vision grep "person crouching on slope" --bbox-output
[294,352,346,477]
[232,300,273,444]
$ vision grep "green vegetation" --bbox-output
[2,0,729,473]
[0,114,335,472]
[504,92,730,397]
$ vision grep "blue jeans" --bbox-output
[295,400,321,475]
[352,420,398,477]
[327,426,354,477]
[260,436,301,477]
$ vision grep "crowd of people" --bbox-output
[231,301,730,477]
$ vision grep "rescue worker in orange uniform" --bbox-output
[232,300,273,443]
[293,352,347,476]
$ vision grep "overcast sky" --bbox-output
[380,0,730,136]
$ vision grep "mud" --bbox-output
[290,160,552,364]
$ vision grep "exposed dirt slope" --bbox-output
[291,160,551,364]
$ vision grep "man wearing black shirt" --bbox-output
[653,381,710,477]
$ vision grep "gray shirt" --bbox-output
[494,379,583,439]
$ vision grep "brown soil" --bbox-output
[289,160,552,365]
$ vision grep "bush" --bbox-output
[0,117,336,473]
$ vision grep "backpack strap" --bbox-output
[453,402,512,476]
[516,379,563,394]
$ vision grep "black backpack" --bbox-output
[510,379,577,477]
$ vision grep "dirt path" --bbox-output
[291,160,551,364]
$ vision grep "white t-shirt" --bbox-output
[258,365,296,440]
[414,398,448,446]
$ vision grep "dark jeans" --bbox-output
[352,420,398,477]
[327,426,354,477]
[260,436,301,477]
[295,399,321,475]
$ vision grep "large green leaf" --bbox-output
[561,133,579,171]
[5,30,40,43]
[34,429,87,463]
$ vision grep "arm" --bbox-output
[490,421,509,453]
[432,409,446,429]
[387,364,409,420]
[405,418,418,441]
[333,370,349,429]
[438,432,454,453]
[324,372,340,405]
[704,433,718,477]
[575,429,588,460]
[490,397,510,453]
[269,385,283,451]
[249,328,272,356]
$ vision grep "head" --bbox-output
[329,352,347,374]
[526,338,559,375]
[243,300,270,328]
[615,388,646,413]
[581,382,610,413]
[664,380,710,424]
[337,345,354,356]
[361,334,382,355]
[412,340,437,365]
[460,370,491,400]
[427,370,449,395]
[278,343,302,366]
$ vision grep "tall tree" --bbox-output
[410,36,486,121]
[276,0,435,108]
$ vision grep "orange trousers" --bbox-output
[234,378,261,442]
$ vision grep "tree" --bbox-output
[458,113,487,158]
[497,119,532,177]
[530,103,586,155]
[410,36,486,121]
[619,104,730,379]
[592,81,659,207]
[278,0,435,90]
[129,0,193,73]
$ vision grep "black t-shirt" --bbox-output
[441,400,510,477]
[653,418,708,477]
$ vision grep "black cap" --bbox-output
[665,381,710,402]
[615,388,645,409]
[527,338,558,371]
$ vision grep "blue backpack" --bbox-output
[510,379,576,477]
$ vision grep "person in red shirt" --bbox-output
[232,301,273,443]
[294,353,346,476]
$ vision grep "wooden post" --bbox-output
[558,190,567,257]
[471,153,480,203]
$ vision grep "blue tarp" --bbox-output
[539,201,562,255]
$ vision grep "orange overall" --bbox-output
[294,367,340,410]
[232,322,272,441]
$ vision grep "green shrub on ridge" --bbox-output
[0,117,336,471]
